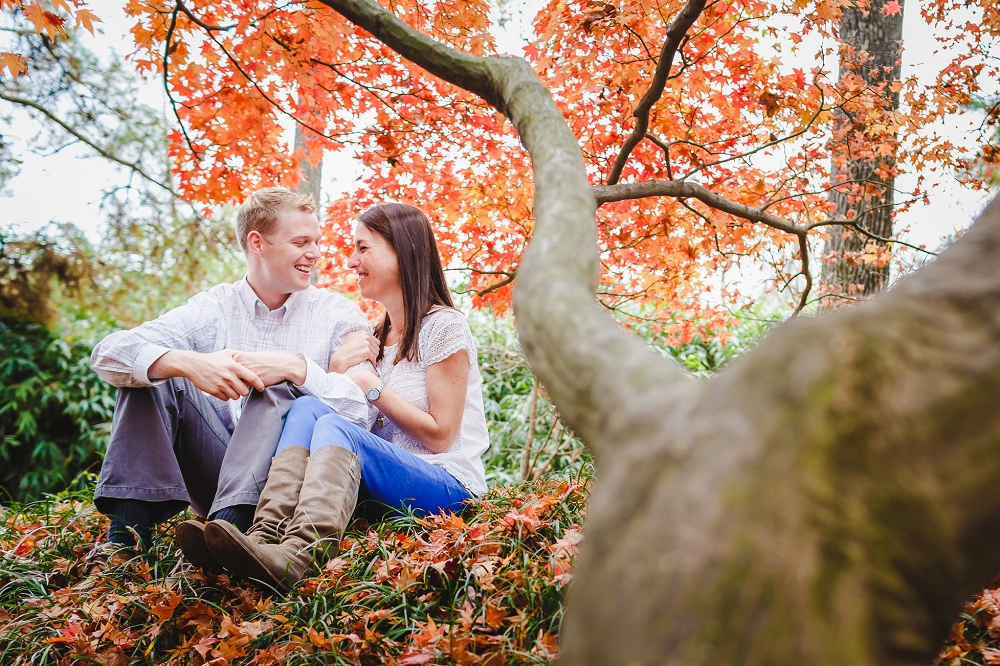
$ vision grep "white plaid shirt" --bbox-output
[91,278,376,430]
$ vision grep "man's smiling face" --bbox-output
[257,207,322,296]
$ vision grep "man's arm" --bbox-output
[150,349,265,401]
[91,288,263,400]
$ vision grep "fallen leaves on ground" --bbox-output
[0,475,589,665]
[937,585,1000,666]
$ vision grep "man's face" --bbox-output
[256,208,322,295]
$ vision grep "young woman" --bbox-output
[203,203,490,591]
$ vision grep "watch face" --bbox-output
[367,387,379,401]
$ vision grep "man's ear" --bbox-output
[246,230,266,258]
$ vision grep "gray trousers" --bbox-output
[93,378,300,523]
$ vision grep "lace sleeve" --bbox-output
[421,309,478,368]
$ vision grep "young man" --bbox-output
[90,188,379,565]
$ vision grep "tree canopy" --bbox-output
[4,0,998,332]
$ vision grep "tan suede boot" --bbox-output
[202,446,309,581]
[245,445,309,544]
[206,445,360,592]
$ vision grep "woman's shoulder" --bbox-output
[418,307,477,365]
[420,306,469,332]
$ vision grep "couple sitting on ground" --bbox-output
[89,187,489,591]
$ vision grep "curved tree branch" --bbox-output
[314,0,691,463]
[594,179,815,313]
[605,0,706,185]
[0,90,176,195]
[175,0,234,32]
[594,179,805,236]
[162,4,202,159]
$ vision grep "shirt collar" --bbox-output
[235,278,259,319]
[281,288,306,324]
[236,278,308,323]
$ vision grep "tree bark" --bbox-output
[822,0,905,301]
[315,2,1000,664]
[564,195,1000,666]
[293,124,323,285]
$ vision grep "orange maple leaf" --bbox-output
[74,8,101,35]
[0,51,28,80]
[881,0,902,16]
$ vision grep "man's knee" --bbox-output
[242,380,299,410]
[312,413,359,454]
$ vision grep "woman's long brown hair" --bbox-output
[357,203,454,364]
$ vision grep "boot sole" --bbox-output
[204,521,287,592]
[175,521,221,573]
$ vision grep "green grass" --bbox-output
[0,469,590,666]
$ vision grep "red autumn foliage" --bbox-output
[3,0,998,335]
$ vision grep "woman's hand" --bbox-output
[329,330,380,374]
[346,369,381,392]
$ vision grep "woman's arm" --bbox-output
[348,350,470,454]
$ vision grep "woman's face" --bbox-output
[348,223,400,303]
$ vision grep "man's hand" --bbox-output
[346,369,381,393]
[329,330,380,374]
[150,349,265,401]
[231,351,308,387]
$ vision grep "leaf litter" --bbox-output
[1,474,589,665]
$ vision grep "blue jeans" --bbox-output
[274,396,471,516]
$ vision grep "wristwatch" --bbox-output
[366,381,385,402]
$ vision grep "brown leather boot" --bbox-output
[199,446,308,580]
[176,520,219,572]
[206,445,360,592]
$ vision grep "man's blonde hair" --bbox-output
[236,187,317,252]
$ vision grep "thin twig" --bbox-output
[520,383,540,482]
[807,220,938,256]
[792,232,811,316]
[644,132,673,180]
[0,91,176,195]
[606,0,706,185]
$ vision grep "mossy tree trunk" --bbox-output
[317,1,1000,664]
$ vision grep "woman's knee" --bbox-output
[311,413,360,454]
[287,396,329,420]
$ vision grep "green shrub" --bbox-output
[0,319,114,501]
[473,314,588,486]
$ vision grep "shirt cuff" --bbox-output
[133,344,172,386]
[296,354,329,396]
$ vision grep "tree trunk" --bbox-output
[822,0,905,301]
[293,124,323,285]
[316,2,1000,664]
[562,195,1000,666]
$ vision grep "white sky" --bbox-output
[1,0,996,257]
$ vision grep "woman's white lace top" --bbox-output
[371,307,490,496]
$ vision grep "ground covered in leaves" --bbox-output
[937,587,1000,666]
[0,475,588,665]
[5,469,998,666]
